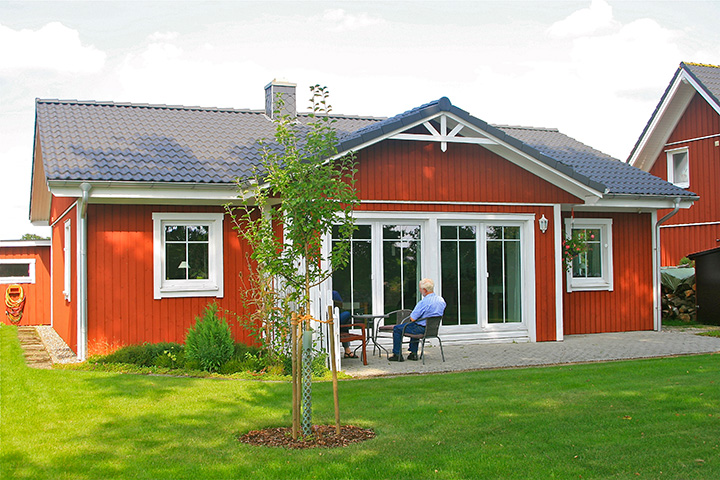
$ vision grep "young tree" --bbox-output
[228,85,358,438]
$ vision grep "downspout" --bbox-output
[654,198,681,332]
[76,182,91,360]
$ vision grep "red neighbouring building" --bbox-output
[24,81,695,360]
[628,62,720,266]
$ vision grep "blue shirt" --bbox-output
[410,292,447,326]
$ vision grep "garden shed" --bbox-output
[687,246,720,325]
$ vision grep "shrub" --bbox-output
[153,344,185,369]
[185,303,234,372]
[97,342,183,367]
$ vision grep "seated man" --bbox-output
[389,278,446,362]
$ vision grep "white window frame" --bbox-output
[152,212,224,299]
[63,220,72,301]
[0,258,37,284]
[564,218,613,292]
[666,147,689,188]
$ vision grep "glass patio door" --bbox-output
[382,225,422,314]
[440,222,523,328]
[331,225,373,314]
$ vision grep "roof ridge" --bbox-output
[36,98,262,114]
[683,61,720,69]
[493,124,560,132]
[35,98,384,121]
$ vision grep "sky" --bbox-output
[1,0,719,240]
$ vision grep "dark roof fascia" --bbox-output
[687,245,720,259]
[625,65,684,164]
[337,97,606,194]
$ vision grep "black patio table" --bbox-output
[351,313,390,356]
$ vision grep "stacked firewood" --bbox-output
[662,281,697,323]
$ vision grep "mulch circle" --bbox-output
[238,425,375,449]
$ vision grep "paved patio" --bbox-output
[341,329,720,378]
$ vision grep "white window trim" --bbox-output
[63,220,71,301]
[152,212,224,299]
[666,147,689,188]
[564,218,613,292]
[0,258,37,284]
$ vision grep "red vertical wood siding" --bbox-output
[563,212,654,334]
[660,223,720,265]
[649,93,720,264]
[0,246,51,326]
[354,140,573,341]
[356,140,581,204]
[50,203,77,351]
[85,204,253,355]
[49,196,77,225]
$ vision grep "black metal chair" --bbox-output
[400,316,445,365]
[375,309,411,356]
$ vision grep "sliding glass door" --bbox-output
[439,222,524,328]
[382,225,422,314]
[329,215,529,335]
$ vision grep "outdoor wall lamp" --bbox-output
[538,214,549,233]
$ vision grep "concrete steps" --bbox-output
[16,326,53,369]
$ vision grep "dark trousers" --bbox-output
[392,322,425,354]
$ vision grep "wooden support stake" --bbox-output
[327,305,341,435]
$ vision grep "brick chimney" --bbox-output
[264,79,297,119]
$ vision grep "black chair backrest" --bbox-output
[423,316,443,337]
[392,309,412,325]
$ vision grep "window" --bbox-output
[0,259,36,284]
[666,148,689,188]
[152,212,224,299]
[564,218,613,292]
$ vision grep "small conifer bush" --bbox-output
[185,303,234,372]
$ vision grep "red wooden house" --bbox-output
[28,81,694,360]
[628,62,719,266]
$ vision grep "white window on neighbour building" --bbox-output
[666,148,689,188]
[0,259,36,284]
[565,218,613,292]
[152,212,224,299]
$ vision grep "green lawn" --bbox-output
[1,325,718,479]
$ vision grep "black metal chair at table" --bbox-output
[400,316,445,365]
[375,309,412,357]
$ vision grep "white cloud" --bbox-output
[547,0,618,38]
[0,22,106,73]
[320,9,385,32]
[148,31,180,42]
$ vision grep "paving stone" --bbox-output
[342,330,720,378]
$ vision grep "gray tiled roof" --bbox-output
[683,62,720,107]
[35,99,380,184]
[495,126,695,197]
[36,96,692,199]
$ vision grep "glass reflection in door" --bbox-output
[486,225,522,324]
[383,225,421,316]
[440,225,478,325]
[332,225,373,314]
